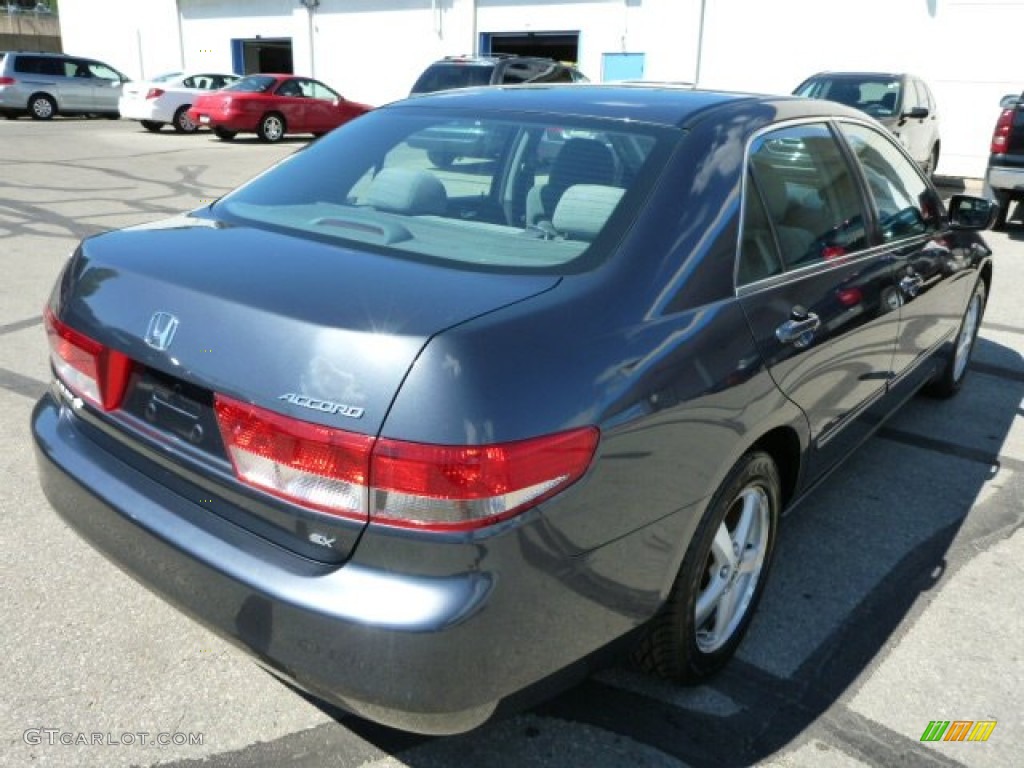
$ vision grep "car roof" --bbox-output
[395,83,865,129]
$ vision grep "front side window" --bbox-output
[743,122,866,273]
[217,107,670,273]
[839,122,941,242]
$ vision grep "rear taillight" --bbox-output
[44,307,132,411]
[214,394,599,531]
[0,77,15,86]
[991,108,1014,153]
[145,88,165,100]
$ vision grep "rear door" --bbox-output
[737,121,902,480]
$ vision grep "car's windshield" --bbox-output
[217,106,674,273]
[797,76,902,118]
[411,64,496,94]
[223,75,277,94]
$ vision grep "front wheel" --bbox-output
[140,120,163,133]
[213,127,237,142]
[922,144,939,179]
[634,451,781,682]
[925,278,986,399]
[257,112,286,143]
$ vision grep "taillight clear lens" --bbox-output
[213,393,600,531]
[991,108,1014,153]
[145,88,165,100]
[370,429,599,530]
[44,307,132,411]
[214,395,373,520]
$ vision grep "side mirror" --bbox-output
[999,93,1020,110]
[948,195,998,231]
[904,106,929,120]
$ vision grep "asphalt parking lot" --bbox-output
[1,118,1021,768]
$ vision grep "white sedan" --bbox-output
[119,71,239,133]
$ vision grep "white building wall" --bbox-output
[57,0,1024,178]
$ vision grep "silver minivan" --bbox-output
[0,51,129,119]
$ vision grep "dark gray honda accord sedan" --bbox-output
[32,84,996,734]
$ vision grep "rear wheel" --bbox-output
[992,190,1011,231]
[257,112,286,143]
[141,120,163,133]
[925,278,986,399]
[173,105,198,134]
[28,94,56,120]
[213,127,237,142]
[634,451,780,682]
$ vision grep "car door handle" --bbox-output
[900,274,924,297]
[775,312,821,344]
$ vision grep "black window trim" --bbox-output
[734,115,945,297]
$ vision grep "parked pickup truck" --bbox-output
[984,93,1024,229]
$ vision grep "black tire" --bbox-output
[173,105,197,134]
[923,144,939,179]
[428,149,456,168]
[991,191,1011,231]
[634,451,781,683]
[256,112,286,143]
[213,127,237,142]
[924,278,986,399]
[140,120,163,133]
[28,93,56,120]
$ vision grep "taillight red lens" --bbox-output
[991,108,1014,153]
[0,77,16,86]
[145,88,165,100]
[214,395,373,520]
[44,307,132,411]
[371,429,599,530]
[213,393,599,531]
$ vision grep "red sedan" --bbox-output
[187,74,372,142]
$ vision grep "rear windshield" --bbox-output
[223,75,276,94]
[796,76,902,118]
[411,63,496,94]
[217,106,675,273]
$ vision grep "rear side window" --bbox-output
[411,64,495,94]
[839,122,941,242]
[14,55,63,76]
[218,108,671,273]
[744,123,867,272]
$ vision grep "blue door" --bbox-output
[602,53,645,82]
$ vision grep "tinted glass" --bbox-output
[411,63,495,94]
[738,169,784,285]
[15,55,63,76]
[797,76,902,119]
[224,75,276,93]
[217,108,670,273]
[747,123,867,268]
[839,122,941,242]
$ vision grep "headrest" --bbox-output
[364,168,447,215]
[551,184,625,240]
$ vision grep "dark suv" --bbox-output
[411,54,587,95]
[409,55,589,167]
[984,92,1024,229]
[794,72,941,176]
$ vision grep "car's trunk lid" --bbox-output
[54,213,559,560]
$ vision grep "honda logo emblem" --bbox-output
[145,312,179,351]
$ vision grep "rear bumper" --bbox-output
[31,392,654,734]
[118,99,163,122]
[985,164,1024,196]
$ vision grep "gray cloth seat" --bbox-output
[526,138,616,226]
